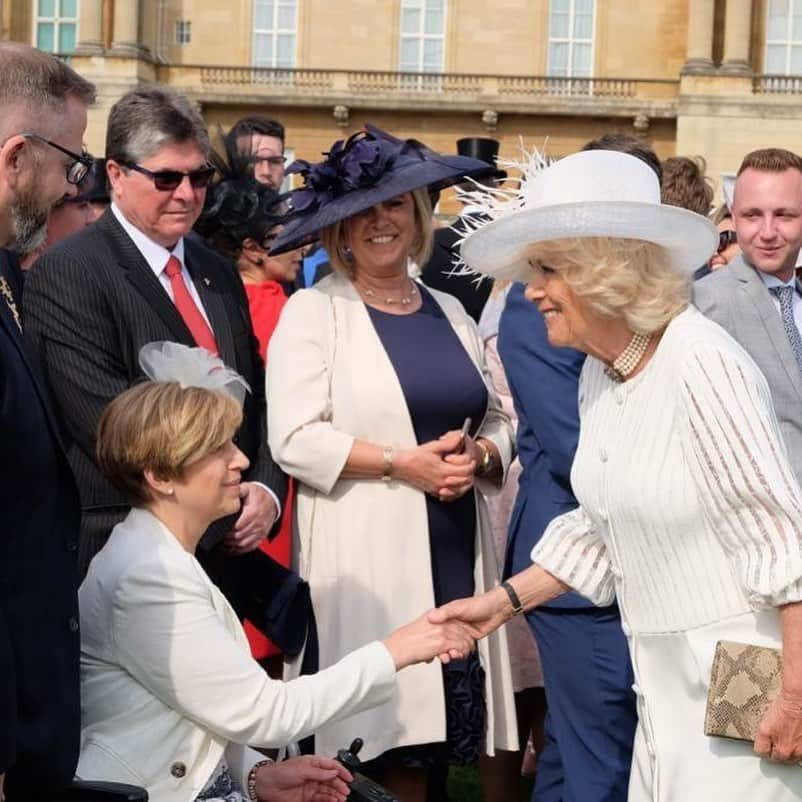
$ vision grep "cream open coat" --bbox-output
[267,273,518,761]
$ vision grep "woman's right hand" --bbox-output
[394,436,475,499]
[381,611,476,670]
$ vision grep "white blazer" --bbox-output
[77,508,396,802]
[266,274,518,760]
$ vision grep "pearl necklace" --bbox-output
[604,332,653,383]
[357,279,418,306]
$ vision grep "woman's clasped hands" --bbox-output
[393,428,478,501]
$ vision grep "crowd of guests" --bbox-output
[3,40,802,802]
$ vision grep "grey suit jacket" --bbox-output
[693,254,802,484]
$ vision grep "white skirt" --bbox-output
[626,610,802,802]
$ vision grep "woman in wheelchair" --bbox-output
[77,344,473,802]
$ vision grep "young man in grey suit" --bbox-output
[694,148,802,483]
[24,87,288,629]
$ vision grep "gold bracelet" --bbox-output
[475,440,495,478]
[381,445,394,482]
[247,758,273,800]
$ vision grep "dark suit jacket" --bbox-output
[0,252,81,797]
[421,216,492,323]
[23,210,288,622]
[497,283,594,609]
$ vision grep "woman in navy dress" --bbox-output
[267,128,517,801]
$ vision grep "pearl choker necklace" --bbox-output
[604,332,653,383]
[357,279,418,306]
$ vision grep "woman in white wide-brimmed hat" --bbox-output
[431,149,802,801]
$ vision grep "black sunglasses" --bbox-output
[21,132,93,185]
[121,161,216,191]
[717,230,737,253]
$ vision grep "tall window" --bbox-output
[766,0,802,74]
[547,0,594,77]
[35,0,79,54]
[399,0,446,74]
[253,0,297,68]
[175,20,192,45]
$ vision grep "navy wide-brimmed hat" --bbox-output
[270,124,496,254]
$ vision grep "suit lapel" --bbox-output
[185,242,237,367]
[734,255,802,401]
[99,212,196,347]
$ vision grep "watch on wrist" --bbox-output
[501,580,524,617]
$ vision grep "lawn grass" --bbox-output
[447,765,534,802]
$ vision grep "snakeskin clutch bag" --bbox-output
[704,640,782,741]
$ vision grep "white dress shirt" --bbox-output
[111,203,212,326]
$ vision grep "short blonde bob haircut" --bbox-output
[320,187,434,275]
[97,381,242,506]
[527,236,690,335]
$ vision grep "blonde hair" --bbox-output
[97,382,242,506]
[527,237,689,334]
[711,203,732,226]
[320,187,434,275]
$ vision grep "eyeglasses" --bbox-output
[248,155,285,168]
[20,132,93,185]
[121,161,216,191]
[717,230,738,253]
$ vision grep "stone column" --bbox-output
[74,0,104,55]
[720,0,754,75]
[109,0,143,57]
[682,0,715,74]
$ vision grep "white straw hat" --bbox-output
[459,149,718,282]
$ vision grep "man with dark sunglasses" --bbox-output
[24,86,288,634]
[118,160,216,191]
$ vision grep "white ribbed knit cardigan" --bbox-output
[531,306,802,635]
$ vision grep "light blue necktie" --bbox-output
[769,285,802,375]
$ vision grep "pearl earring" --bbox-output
[341,245,354,263]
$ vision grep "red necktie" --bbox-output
[164,255,218,356]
